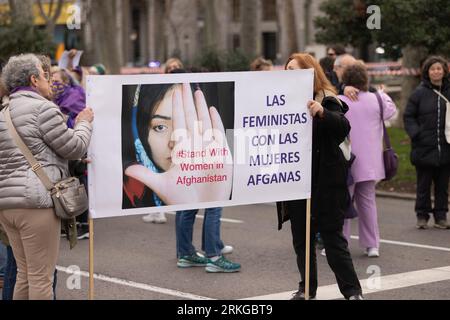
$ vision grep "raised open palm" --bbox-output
[125,83,233,205]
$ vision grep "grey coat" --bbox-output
[0,90,92,209]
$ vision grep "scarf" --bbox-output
[132,85,163,207]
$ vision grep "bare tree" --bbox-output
[241,0,258,57]
[152,0,168,61]
[165,0,181,57]
[276,0,298,62]
[285,0,298,54]
[36,0,64,36]
[201,0,218,49]
[88,0,122,74]
[163,0,194,59]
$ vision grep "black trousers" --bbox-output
[76,175,89,224]
[415,165,450,221]
[288,201,362,299]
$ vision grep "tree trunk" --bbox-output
[36,0,64,37]
[397,45,428,128]
[150,0,167,62]
[285,0,298,55]
[276,0,298,63]
[203,0,218,50]
[241,0,258,57]
[80,0,97,66]
[89,0,122,74]
[165,0,181,58]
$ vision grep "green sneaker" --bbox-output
[205,256,241,273]
[177,252,209,268]
[434,219,450,229]
[416,218,428,229]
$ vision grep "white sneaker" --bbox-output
[153,212,167,224]
[320,249,326,256]
[366,247,379,257]
[221,245,233,255]
[142,212,167,224]
[142,214,155,223]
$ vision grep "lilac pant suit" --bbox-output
[339,91,397,249]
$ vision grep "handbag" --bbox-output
[433,89,450,144]
[375,92,399,181]
[2,106,88,220]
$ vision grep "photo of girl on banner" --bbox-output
[121,82,235,209]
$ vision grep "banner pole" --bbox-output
[88,217,94,300]
[305,198,311,300]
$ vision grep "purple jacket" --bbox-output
[339,91,397,183]
[53,82,86,129]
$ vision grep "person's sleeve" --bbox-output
[380,92,397,121]
[338,83,345,95]
[37,101,92,160]
[69,159,87,176]
[403,89,421,140]
[319,99,351,142]
[59,87,86,116]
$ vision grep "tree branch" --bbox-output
[51,0,64,24]
[36,0,64,24]
[49,0,54,17]
[37,0,51,24]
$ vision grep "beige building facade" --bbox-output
[81,0,327,68]
[108,0,325,66]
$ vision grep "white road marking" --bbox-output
[242,265,450,300]
[56,265,215,300]
[55,234,449,300]
[350,235,450,252]
[164,212,244,224]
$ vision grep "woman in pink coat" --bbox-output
[339,63,397,257]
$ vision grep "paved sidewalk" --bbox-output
[376,190,416,201]
[376,190,450,202]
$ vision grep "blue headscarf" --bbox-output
[132,85,163,206]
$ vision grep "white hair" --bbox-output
[334,54,356,68]
[1,54,42,92]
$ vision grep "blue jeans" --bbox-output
[176,207,224,258]
[2,245,57,300]
[0,242,6,277]
[2,246,16,300]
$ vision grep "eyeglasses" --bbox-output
[42,71,50,81]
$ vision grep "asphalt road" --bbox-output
[4,196,449,300]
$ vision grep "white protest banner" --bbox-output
[86,70,313,219]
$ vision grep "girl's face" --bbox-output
[147,87,176,171]
[428,62,445,84]
[286,59,301,70]
[327,49,336,58]
[51,71,64,83]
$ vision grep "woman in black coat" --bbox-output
[279,53,363,300]
[404,56,450,229]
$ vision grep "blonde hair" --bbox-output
[51,67,71,84]
[285,53,337,95]
[164,58,184,73]
[250,57,273,71]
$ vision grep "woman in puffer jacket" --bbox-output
[404,56,450,230]
[0,54,94,300]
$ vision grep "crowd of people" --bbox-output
[0,45,449,300]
